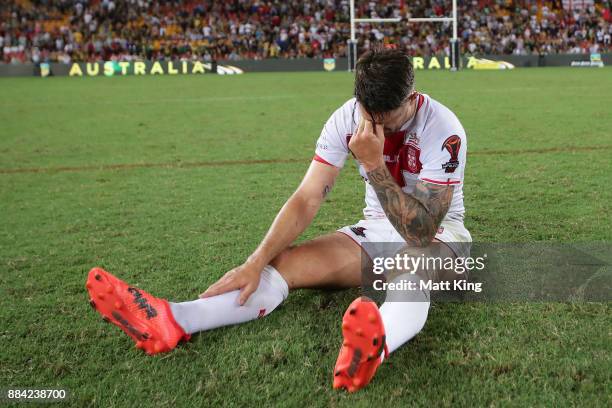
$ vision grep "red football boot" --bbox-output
[333,297,388,392]
[85,267,190,355]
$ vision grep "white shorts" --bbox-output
[338,217,472,260]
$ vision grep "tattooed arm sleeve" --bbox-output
[366,164,453,246]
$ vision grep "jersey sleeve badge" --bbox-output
[441,135,461,173]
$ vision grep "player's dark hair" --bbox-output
[354,47,414,122]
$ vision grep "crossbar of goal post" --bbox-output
[347,0,459,71]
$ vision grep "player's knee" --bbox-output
[269,246,301,286]
[248,265,289,313]
[269,246,296,270]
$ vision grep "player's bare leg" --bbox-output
[166,231,363,333]
[270,232,363,289]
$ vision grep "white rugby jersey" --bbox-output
[314,94,467,223]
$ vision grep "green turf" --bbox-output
[0,68,610,407]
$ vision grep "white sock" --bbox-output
[379,273,430,361]
[169,265,289,334]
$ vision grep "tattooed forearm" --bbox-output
[366,165,453,246]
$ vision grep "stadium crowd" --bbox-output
[1,0,611,64]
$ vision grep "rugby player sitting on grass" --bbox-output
[86,47,471,392]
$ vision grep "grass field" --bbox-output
[1,68,611,407]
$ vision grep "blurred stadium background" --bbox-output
[1,1,610,407]
[1,0,610,65]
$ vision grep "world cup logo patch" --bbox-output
[441,135,461,173]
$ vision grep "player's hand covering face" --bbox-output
[348,118,385,172]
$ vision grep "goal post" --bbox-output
[348,0,459,71]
